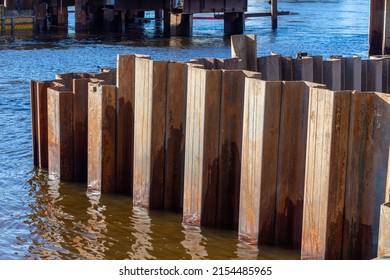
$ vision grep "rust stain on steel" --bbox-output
[87,83,116,193]
[73,78,90,182]
[275,81,310,249]
[164,62,187,212]
[47,87,74,181]
[343,92,390,259]
[36,81,53,168]
[30,81,38,166]
[149,60,169,209]
[116,54,149,195]
[238,79,281,246]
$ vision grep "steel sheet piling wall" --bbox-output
[231,34,257,72]
[116,54,150,195]
[345,56,362,91]
[164,62,188,211]
[275,81,312,248]
[116,54,137,195]
[218,70,261,229]
[73,78,90,183]
[31,45,390,259]
[257,55,282,81]
[87,83,117,193]
[183,66,222,226]
[238,79,281,244]
[36,81,53,169]
[343,92,390,259]
[47,87,74,181]
[301,89,351,260]
[323,59,342,91]
[133,58,169,208]
[292,57,313,82]
[30,81,39,167]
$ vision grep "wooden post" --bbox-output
[87,83,116,193]
[224,12,245,35]
[133,58,169,208]
[231,34,258,72]
[183,67,222,226]
[293,57,313,82]
[345,56,362,91]
[170,13,193,37]
[367,58,383,91]
[257,55,281,81]
[164,62,187,211]
[323,59,342,91]
[378,202,390,257]
[271,0,277,29]
[275,81,324,248]
[116,54,150,194]
[301,89,351,260]
[73,78,90,182]
[369,0,385,55]
[343,92,390,259]
[218,70,261,229]
[238,79,282,245]
[47,87,74,181]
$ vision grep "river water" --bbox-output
[0,0,369,259]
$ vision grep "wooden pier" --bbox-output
[31,35,390,259]
[1,0,283,35]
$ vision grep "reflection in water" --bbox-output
[24,172,73,259]
[128,206,156,260]
[181,224,208,260]
[235,241,260,260]
[12,169,300,259]
[69,192,108,259]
